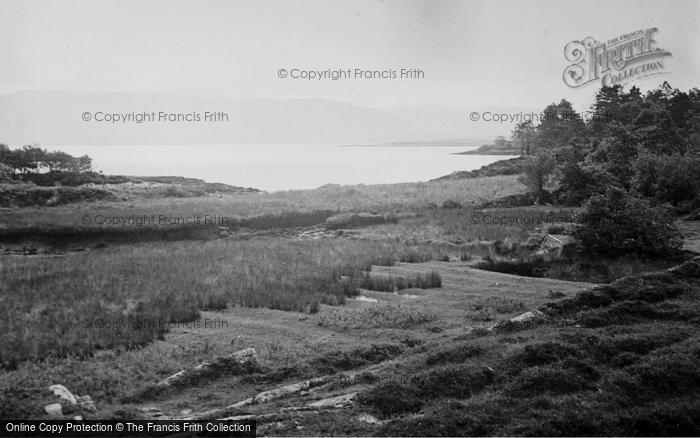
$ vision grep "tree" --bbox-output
[631,103,686,155]
[587,123,640,189]
[588,85,624,137]
[554,146,611,206]
[537,100,585,150]
[519,151,556,204]
[0,163,12,182]
[14,145,47,173]
[512,120,535,155]
[74,155,93,173]
[574,187,682,257]
[0,145,92,175]
[632,153,700,208]
[45,151,74,172]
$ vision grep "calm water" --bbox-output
[58,145,515,192]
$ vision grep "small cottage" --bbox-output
[534,234,576,258]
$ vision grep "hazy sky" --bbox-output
[1,0,698,112]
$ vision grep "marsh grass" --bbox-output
[0,238,438,367]
[317,304,438,330]
[357,271,442,292]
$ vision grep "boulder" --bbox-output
[156,348,260,388]
[307,392,357,408]
[44,403,63,418]
[357,413,383,425]
[49,384,77,405]
[509,309,545,324]
[47,384,96,416]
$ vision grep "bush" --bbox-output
[555,153,611,206]
[0,163,13,182]
[357,365,495,417]
[506,364,592,397]
[358,271,442,292]
[357,382,424,417]
[633,153,700,207]
[425,345,485,366]
[574,187,682,257]
[507,342,579,370]
[476,256,548,277]
[519,152,557,205]
[310,344,402,374]
[325,212,395,229]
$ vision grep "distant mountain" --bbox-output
[0,91,516,146]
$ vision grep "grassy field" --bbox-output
[2,174,699,435]
[0,175,523,230]
[7,256,697,435]
[0,238,449,367]
[0,257,593,420]
[349,261,700,436]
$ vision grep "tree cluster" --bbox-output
[511,82,700,257]
[0,144,92,180]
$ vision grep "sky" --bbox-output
[0,0,698,113]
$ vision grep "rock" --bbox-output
[44,403,63,418]
[76,395,97,413]
[73,416,83,421]
[491,309,547,333]
[156,348,260,388]
[49,385,78,405]
[139,407,167,418]
[307,392,357,408]
[157,370,188,387]
[49,384,77,405]
[60,402,79,415]
[509,309,545,324]
[227,375,334,410]
[357,413,382,425]
[48,384,97,415]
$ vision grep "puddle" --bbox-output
[397,293,418,299]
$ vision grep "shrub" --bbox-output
[310,344,402,374]
[324,212,395,229]
[612,352,700,396]
[555,157,611,206]
[358,365,495,417]
[356,382,424,417]
[506,364,592,397]
[507,342,579,369]
[425,345,485,366]
[476,256,547,277]
[574,187,682,257]
[377,400,493,436]
[0,163,13,182]
[519,151,556,205]
[358,271,442,292]
[632,153,700,207]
